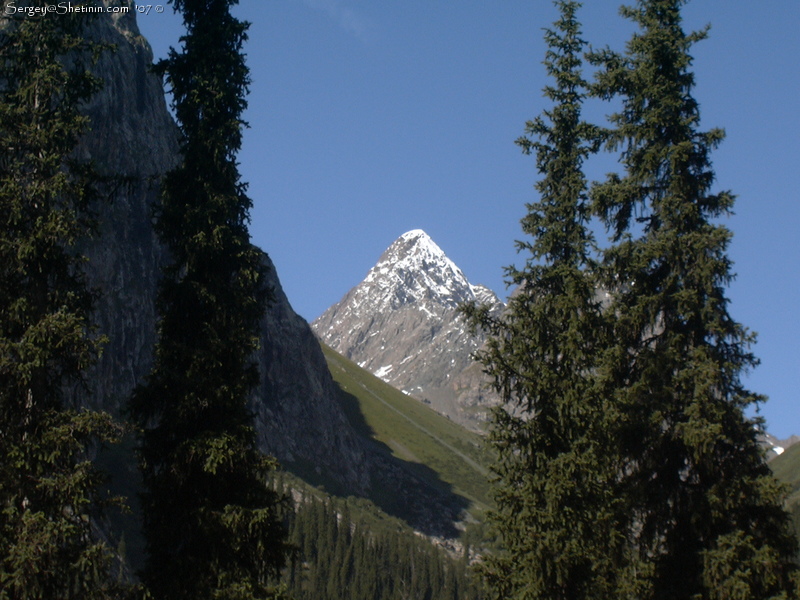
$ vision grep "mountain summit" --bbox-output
[360,229,497,311]
[313,230,502,430]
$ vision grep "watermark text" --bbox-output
[4,2,166,17]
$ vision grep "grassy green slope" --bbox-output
[771,443,800,506]
[770,442,800,549]
[320,342,492,514]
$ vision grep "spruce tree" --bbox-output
[0,5,123,598]
[129,0,289,598]
[464,3,622,598]
[589,0,798,597]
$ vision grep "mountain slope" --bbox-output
[320,342,492,516]
[313,230,503,431]
[770,443,800,556]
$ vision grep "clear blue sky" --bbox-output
[136,1,799,439]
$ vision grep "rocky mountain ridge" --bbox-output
[313,230,503,431]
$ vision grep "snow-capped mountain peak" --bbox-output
[312,230,504,431]
[362,229,489,312]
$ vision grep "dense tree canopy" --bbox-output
[0,5,123,598]
[464,3,623,598]
[129,1,290,598]
[470,1,799,598]
[589,1,797,596]
[285,494,482,600]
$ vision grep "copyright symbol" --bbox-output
[155,5,164,12]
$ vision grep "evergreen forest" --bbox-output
[282,490,483,600]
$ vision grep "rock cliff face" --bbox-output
[77,6,176,418]
[251,266,369,492]
[313,230,503,431]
